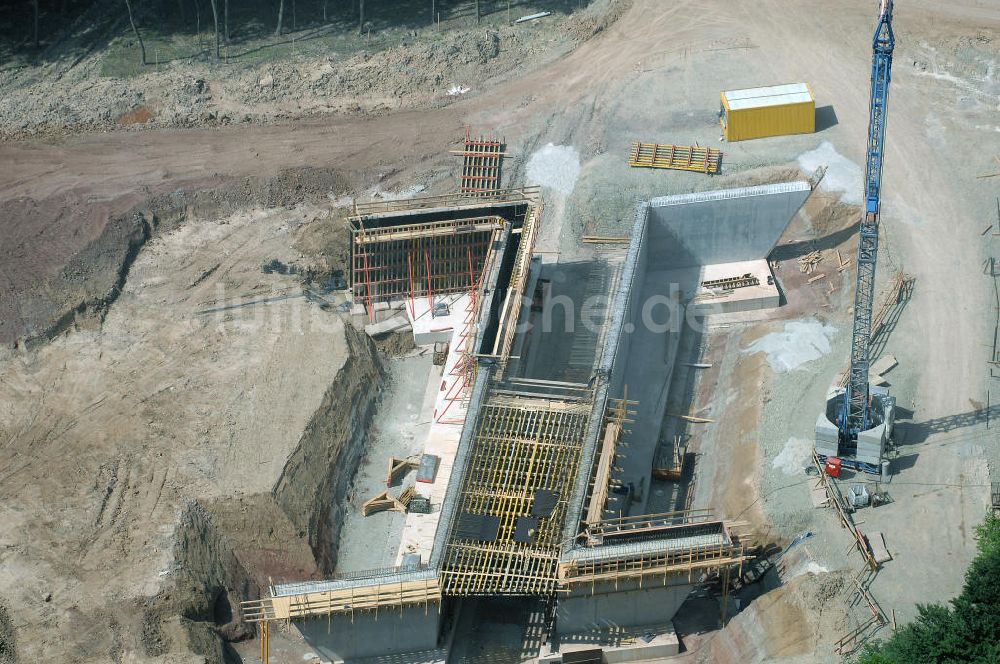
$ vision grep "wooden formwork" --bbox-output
[454,129,505,196]
[351,216,504,316]
[557,535,748,589]
[362,488,415,517]
[628,142,722,174]
[581,509,715,546]
[440,397,591,596]
[240,576,442,623]
[350,187,540,219]
[583,393,637,527]
[386,456,419,486]
[491,198,542,372]
[701,273,760,290]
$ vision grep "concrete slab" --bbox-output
[364,314,411,337]
[395,293,477,565]
[690,259,780,315]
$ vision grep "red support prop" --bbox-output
[424,249,434,311]
[361,244,374,322]
[407,252,415,319]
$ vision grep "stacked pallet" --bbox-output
[628,142,722,174]
[701,273,759,290]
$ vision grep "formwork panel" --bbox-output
[350,216,504,311]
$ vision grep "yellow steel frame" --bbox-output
[441,398,589,596]
[628,142,722,174]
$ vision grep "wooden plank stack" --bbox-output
[798,250,823,274]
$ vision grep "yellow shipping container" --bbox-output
[719,83,815,142]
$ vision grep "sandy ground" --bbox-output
[1,0,998,660]
[0,205,366,660]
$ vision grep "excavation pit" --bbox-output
[243,182,812,662]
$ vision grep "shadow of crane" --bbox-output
[894,403,999,446]
[868,273,915,361]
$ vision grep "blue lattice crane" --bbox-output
[839,1,895,446]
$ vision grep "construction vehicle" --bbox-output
[821,0,896,474]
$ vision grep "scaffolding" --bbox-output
[441,396,592,596]
[240,575,442,622]
[491,199,542,371]
[558,523,748,589]
[350,216,504,317]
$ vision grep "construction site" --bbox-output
[1,0,999,663]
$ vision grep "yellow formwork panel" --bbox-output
[629,142,722,174]
[719,86,815,142]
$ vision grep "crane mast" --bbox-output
[841,0,895,441]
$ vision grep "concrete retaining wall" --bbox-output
[646,182,811,268]
[555,580,689,634]
[296,604,442,662]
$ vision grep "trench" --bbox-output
[333,350,436,573]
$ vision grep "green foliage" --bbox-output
[974,511,1000,557]
[853,513,1000,664]
[855,643,896,664]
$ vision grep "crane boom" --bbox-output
[842,0,895,439]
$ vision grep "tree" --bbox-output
[975,510,1000,558]
[33,0,39,48]
[854,513,1000,664]
[358,0,365,34]
[193,0,201,50]
[209,0,220,58]
[275,0,284,36]
[123,0,146,65]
